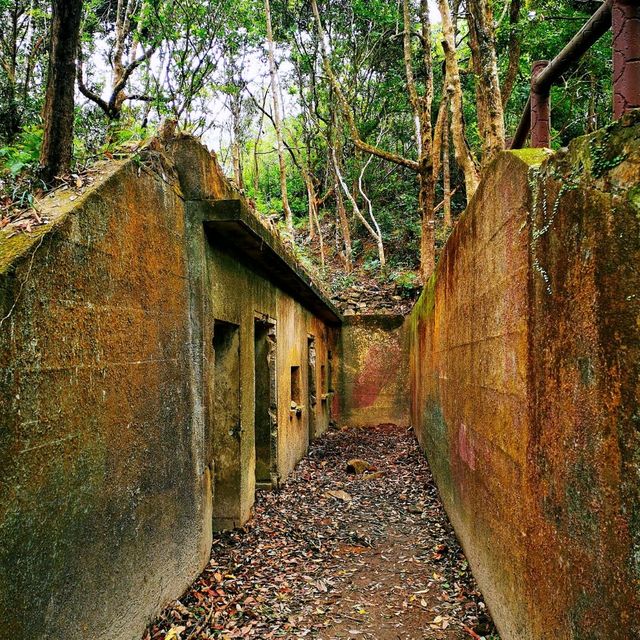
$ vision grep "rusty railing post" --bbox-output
[613,0,640,119]
[531,60,551,148]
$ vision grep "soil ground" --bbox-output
[143,424,498,640]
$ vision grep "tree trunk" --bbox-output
[432,96,447,185]
[1,4,20,142]
[467,17,490,151]
[587,71,597,133]
[77,0,155,121]
[312,0,436,277]
[437,0,480,198]
[39,0,83,182]
[333,180,352,273]
[358,151,385,270]
[264,0,293,231]
[501,0,522,109]
[229,76,244,190]
[252,89,268,194]
[403,0,436,280]
[329,142,352,272]
[442,104,452,229]
[304,173,326,269]
[332,147,385,268]
[467,0,505,165]
[310,0,418,172]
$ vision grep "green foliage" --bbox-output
[506,1,613,147]
[0,0,49,143]
[391,270,421,298]
[0,0,620,287]
[329,271,357,294]
[0,126,43,176]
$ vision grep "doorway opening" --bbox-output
[212,320,241,530]
[254,316,278,490]
[308,336,317,441]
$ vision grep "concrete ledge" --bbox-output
[189,198,342,326]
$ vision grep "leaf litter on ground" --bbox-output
[143,424,499,640]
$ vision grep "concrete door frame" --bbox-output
[254,312,279,490]
[211,319,242,530]
[307,334,318,442]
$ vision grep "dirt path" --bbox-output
[144,424,498,640]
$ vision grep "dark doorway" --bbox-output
[254,317,277,490]
[308,336,317,441]
[212,320,241,530]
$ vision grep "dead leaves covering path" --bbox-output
[143,424,498,640]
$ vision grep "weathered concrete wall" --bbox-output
[0,136,339,639]
[203,244,336,527]
[0,154,210,640]
[336,315,410,427]
[408,113,640,639]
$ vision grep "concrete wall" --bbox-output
[0,157,208,640]
[203,239,335,527]
[0,136,338,639]
[336,314,410,427]
[408,114,640,639]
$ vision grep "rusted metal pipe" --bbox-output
[511,96,532,150]
[511,0,613,149]
[613,0,640,118]
[531,61,551,148]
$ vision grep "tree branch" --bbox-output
[76,55,110,115]
[310,0,419,172]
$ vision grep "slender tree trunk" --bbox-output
[310,0,418,172]
[431,91,452,230]
[39,0,83,182]
[77,0,155,121]
[501,0,522,108]
[467,19,490,149]
[230,89,244,189]
[308,178,316,240]
[264,0,293,231]
[1,5,20,142]
[333,180,352,272]
[312,0,436,275]
[332,146,385,267]
[467,0,505,164]
[587,71,597,133]
[329,140,352,272]
[299,153,317,238]
[305,173,325,269]
[437,0,479,198]
[432,96,447,185]
[253,90,268,194]
[231,141,243,189]
[357,152,386,269]
[442,104,452,229]
[403,0,436,280]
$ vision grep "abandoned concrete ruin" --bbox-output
[1,113,639,640]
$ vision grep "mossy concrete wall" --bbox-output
[0,152,208,640]
[0,136,338,639]
[408,114,640,639]
[336,314,410,427]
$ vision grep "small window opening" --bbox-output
[290,366,301,405]
[327,350,334,393]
